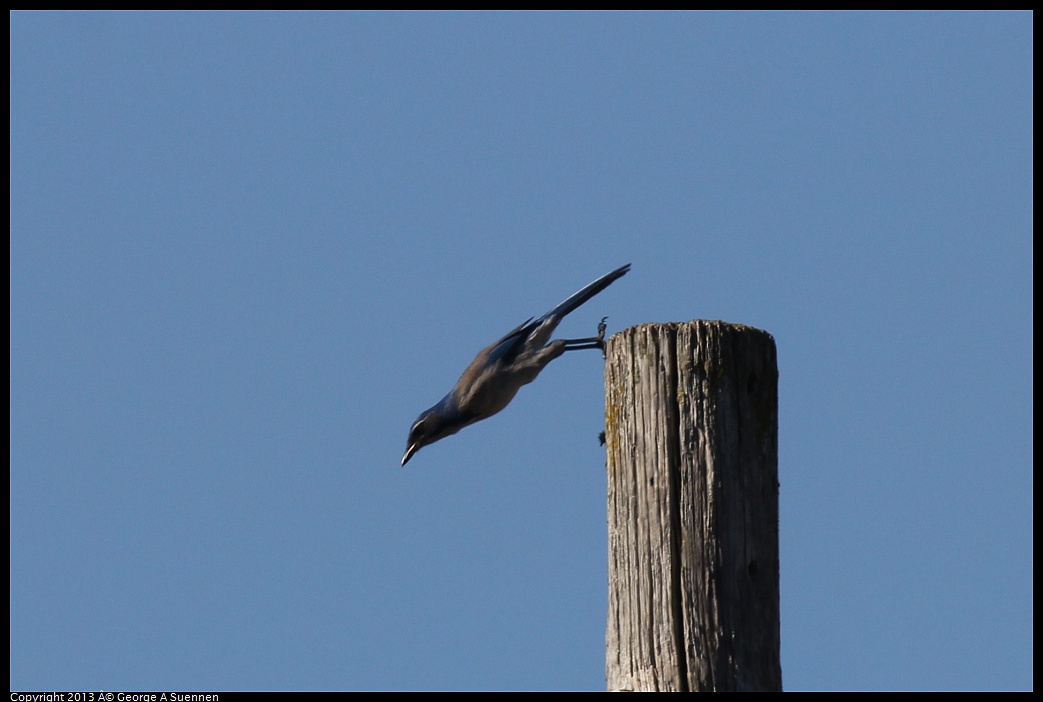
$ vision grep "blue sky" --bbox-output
[10,11,1032,691]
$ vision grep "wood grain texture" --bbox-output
[605,321,781,692]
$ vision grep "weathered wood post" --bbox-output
[604,321,781,692]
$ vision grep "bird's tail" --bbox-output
[545,263,631,321]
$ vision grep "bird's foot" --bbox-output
[560,317,611,356]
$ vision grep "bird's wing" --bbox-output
[483,317,539,367]
[476,263,630,368]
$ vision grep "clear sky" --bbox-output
[10,11,1032,692]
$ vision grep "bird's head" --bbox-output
[401,399,467,466]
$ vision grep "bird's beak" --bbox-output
[401,442,420,466]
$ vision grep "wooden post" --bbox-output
[604,321,781,692]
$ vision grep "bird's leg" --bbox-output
[560,317,610,357]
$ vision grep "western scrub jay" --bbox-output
[401,263,630,465]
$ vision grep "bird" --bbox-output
[401,263,631,466]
